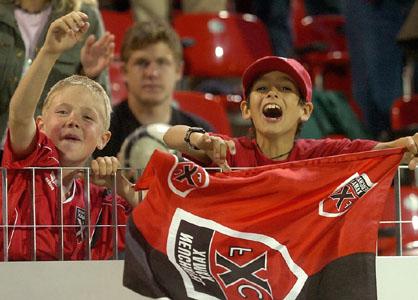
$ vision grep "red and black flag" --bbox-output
[123,149,403,300]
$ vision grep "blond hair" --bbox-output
[43,75,112,130]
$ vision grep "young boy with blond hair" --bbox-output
[1,11,138,260]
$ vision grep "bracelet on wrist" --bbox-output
[184,127,206,150]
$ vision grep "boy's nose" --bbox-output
[66,114,80,128]
[266,89,280,99]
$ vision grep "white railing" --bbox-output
[1,165,417,261]
[1,166,129,262]
[382,165,418,256]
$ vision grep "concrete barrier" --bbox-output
[0,257,417,300]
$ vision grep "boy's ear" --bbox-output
[97,130,112,150]
[36,116,45,130]
[300,102,314,122]
[240,100,252,120]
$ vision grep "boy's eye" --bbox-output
[83,115,94,121]
[281,86,292,92]
[255,86,268,92]
[56,110,68,115]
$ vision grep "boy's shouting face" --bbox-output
[37,85,111,167]
[241,71,313,139]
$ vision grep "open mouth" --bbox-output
[262,103,283,119]
[62,134,81,142]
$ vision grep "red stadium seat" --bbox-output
[291,0,348,63]
[293,14,350,89]
[293,14,348,56]
[290,1,360,118]
[100,9,135,57]
[108,59,128,105]
[391,95,418,132]
[173,91,232,135]
[173,11,273,77]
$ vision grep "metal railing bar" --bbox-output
[84,169,92,260]
[2,168,9,261]
[111,172,118,260]
[31,169,37,261]
[57,168,64,261]
[394,168,403,256]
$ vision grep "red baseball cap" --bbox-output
[242,56,313,102]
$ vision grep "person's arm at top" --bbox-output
[163,125,236,171]
[373,133,418,170]
[80,30,114,79]
[79,4,113,87]
[8,12,90,159]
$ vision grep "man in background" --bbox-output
[94,20,212,158]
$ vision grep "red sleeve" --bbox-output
[317,138,378,155]
[2,127,60,168]
[291,138,378,160]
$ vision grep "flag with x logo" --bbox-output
[124,148,402,300]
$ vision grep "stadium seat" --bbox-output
[293,13,350,88]
[108,59,127,105]
[293,14,347,55]
[290,1,360,118]
[391,95,418,132]
[173,12,272,135]
[173,90,232,135]
[173,11,273,77]
[100,9,135,57]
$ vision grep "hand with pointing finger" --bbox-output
[194,133,236,171]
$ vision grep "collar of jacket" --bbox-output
[0,3,18,29]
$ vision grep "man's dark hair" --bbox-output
[120,20,183,64]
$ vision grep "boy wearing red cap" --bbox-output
[164,56,418,170]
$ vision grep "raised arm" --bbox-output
[8,12,90,158]
[163,125,236,171]
[374,133,418,169]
